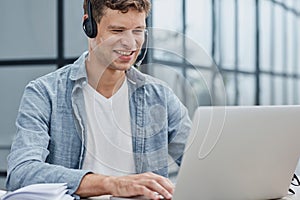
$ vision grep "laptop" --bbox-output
[111,106,300,200]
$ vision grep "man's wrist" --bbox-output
[76,173,113,197]
[101,175,115,195]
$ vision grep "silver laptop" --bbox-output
[174,105,300,200]
[112,106,300,200]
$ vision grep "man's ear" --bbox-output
[83,14,88,22]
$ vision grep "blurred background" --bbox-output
[0,0,300,189]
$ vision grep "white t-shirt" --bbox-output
[82,78,136,176]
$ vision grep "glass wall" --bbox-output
[149,0,300,112]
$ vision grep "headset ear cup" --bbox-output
[91,19,97,37]
[82,17,97,38]
[83,0,97,38]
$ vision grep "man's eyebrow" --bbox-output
[107,25,146,29]
[107,25,126,30]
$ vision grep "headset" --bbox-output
[82,0,97,38]
[83,0,148,66]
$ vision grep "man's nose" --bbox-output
[120,31,137,49]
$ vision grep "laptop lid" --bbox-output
[173,105,300,200]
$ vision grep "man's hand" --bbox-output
[76,172,174,200]
[108,172,174,199]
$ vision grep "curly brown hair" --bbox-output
[83,0,151,23]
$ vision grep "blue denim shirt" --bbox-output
[6,52,191,196]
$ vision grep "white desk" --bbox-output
[2,185,299,200]
[86,185,300,199]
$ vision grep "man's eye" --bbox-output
[134,29,143,32]
[133,29,145,34]
[112,30,123,33]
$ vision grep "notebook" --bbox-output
[111,106,300,200]
[0,183,74,200]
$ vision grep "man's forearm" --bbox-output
[76,173,112,197]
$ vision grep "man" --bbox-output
[6,0,191,199]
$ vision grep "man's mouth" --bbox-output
[114,50,135,56]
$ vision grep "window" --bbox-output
[148,0,300,114]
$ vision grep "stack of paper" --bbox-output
[0,183,74,200]
[0,190,6,198]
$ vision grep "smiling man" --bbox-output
[6,0,191,199]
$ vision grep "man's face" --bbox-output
[91,8,146,71]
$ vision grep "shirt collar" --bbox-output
[69,51,89,82]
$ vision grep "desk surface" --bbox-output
[85,185,300,200]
